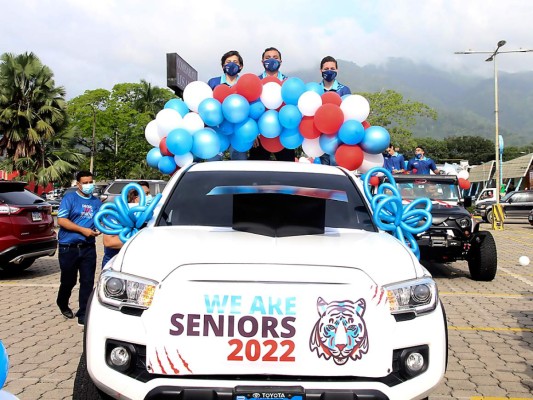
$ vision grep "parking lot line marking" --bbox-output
[440,291,532,298]
[449,326,533,332]
[499,267,533,286]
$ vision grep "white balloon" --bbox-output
[457,170,470,180]
[298,157,311,163]
[144,120,161,147]
[260,81,283,110]
[518,256,530,266]
[174,152,194,167]
[155,108,183,138]
[182,112,205,134]
[302,137,324,158]
[297,91,323,116]
[183,81,213,113]
[358,152,384,174]
[341,94,370,122]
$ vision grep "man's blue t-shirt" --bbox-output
[407,157,437,174]
[207,74,240,90]
[258,71,288,81]
[57,191,102,245]
[320,80,351,97]
[384,153,405,172]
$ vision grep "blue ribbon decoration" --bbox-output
[362,167,432,259]
[95,183,162,243]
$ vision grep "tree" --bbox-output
[0,52,67,165]
[361,89,437,153]
[443,136,495,165]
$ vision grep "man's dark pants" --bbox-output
[56,244,96,318]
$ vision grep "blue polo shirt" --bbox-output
[207,74,240,90]
[57,191,102,245]
[384,152,405,172]
[258,71,288,81]
[407,156,438,174]
[320,80,351,97]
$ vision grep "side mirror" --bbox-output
[463,196,472,208]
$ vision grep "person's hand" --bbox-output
[253,138,260,148]
[81,227,100,237]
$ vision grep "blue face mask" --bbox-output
[81,183,95,196]
[223,62,240,77]
[415,153,423,160]
[263,58,281,72]
[322,70,337,82]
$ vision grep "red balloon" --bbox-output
[321,91,342,106]
[314,104,344,135]
[235,73,262,102]
[262,76,282,85]
[159,137,173,156]
[458,178,471,190]
[259,135,284,153]
[362,120,371,129]
[299,116,321,139]
[335,144,364,171]
[213,85,233,102]
[369,176,380,186]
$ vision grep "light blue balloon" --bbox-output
[338,120,365,145]
[198,98,224,127]
[234,118,259,143]
[280,128,304,150]
[218,133,230,152]
[192,128,221,159]
[313,156,322,164]
[146,147,163,169]
[0,340,8,388]
[230,134,254,152]
[216,119,234,136]
[278,104,303,130]
[258,110,282,138]
[319,134,341,155]
[158,156,177,175]
[164,98,189,117]
[281,77,306,105]
[305,82,324,95]
[360,126,390,154]
[166,128,193,156]
[222,94,250,124]
[249,100,266,120]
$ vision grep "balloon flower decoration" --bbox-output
[144,75,391,174]
[94,183,162,244]
[362,167,432,259]
[0,340,18,400]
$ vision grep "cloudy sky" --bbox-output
[3,0,533,99]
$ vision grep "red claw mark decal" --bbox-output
[165,347,180,374]
[371,285,387,306]
[177,350,193,373]
[155,349,167,374]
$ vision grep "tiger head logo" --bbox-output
[309,297,369,365]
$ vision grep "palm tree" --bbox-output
[0,52,67,164]
[133,79,175,119]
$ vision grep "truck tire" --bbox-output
[486,209,493,224]
[73,351,112,400]
[468,231,497,281]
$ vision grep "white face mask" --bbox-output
[145,194,153,204]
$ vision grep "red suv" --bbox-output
[0,181,57,272]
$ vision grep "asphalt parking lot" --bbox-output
[0,221,532,400]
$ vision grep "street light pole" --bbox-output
[85,104,96,174]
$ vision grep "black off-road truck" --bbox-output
[389,174,498,281]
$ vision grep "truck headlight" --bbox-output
[384,277,438,315]
[477,204,486,209]
[98,270,157,310]
[458,217,471,228]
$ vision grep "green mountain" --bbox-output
[290,58,533,146]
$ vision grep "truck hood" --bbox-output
[114,226,423,286]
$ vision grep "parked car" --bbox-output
[99,179,167,203]
[391,174,497,281]
[0,181,57,272]
[74,161,447,400]
[474,190,533,223]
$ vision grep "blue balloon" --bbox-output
[218,133,230,152]
[281,77,306,105]
[338,120,365,145]
[280,128,304,150]
[216,119,234,136]
[164,98,189,117]
[222,94,250,124]
[305,82,324,95]
[319,134,341,155]
[0,340,8,388]
[198,98,224,127]
[313,156,322,164]
[166,128,193,156]
[249,100,266,120]
[158,156,177,174]
[146,147,163,169]
[360,126,390,154]
[230,134,254,152]
[234,118,259,143]
[192,128,221,159]
[258,110,282,138]
[278,104,303,130]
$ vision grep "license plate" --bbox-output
[234,386,304,400]
[31,212,42,222]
